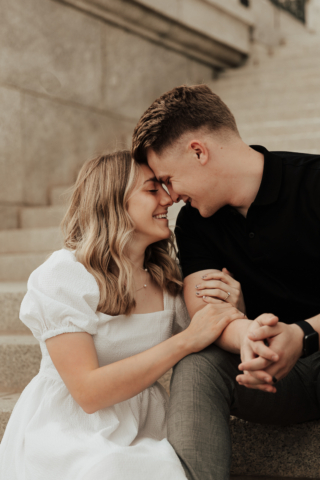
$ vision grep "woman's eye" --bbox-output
[149,190,158,193]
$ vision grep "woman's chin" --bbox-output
[150,226,171,243]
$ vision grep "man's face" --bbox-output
[147,142,223,218]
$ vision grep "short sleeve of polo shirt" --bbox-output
[175,204,223,279]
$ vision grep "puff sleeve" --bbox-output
[172,293,191,335]
[19,249,100,343]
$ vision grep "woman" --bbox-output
[0,151,246,480]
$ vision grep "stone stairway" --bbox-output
[1,29,320,477]
[0,186,67,442]
[209,31,320,156]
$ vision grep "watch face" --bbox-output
[304,331,319,357]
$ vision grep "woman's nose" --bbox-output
[160,191,173,207]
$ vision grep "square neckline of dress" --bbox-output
[99,290,169,318]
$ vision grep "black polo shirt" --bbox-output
[175,146,320,324]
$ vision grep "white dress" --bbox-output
[0,249,190,480]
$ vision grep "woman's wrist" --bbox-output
[220,318,252,352]
[174,330,196,357]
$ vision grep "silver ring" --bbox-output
[224,292,231,301]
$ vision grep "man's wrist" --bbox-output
[237,319,253,347]
[289,323,305,357]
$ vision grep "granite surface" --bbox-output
[230,416,320,478]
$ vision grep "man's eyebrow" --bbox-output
[143,176,158,185]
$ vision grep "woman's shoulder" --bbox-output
[36,248,77,271]
[28,249,100,311]
[31,248,87,280]
[21,249,100,341]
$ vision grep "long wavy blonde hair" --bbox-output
[62,150,182,315]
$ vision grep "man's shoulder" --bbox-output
[271,149,320,170]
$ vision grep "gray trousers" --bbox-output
[167,344,320,480]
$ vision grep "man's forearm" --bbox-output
[215,318,252,354]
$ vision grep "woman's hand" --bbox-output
[182,302,247,353]
[195,268,246,314]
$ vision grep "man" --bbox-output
[131,84,320,480]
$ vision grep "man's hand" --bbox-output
[236,314,280,393]
[237,317,304,393]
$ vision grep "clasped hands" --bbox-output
[236,314,304,393]
[196,269,304,393]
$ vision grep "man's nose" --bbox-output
[167,185,181,203]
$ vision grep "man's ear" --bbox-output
[189,140,209,166]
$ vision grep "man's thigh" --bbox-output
[169,344,320,426]
[232,351,320,425]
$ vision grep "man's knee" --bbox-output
[170,343,239,396]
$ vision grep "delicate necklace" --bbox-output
[135,267,148,292]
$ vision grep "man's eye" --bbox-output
[149,189,158,193]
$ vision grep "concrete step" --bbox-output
[0,392,21,442]
[0,283,28,333]
[239,117,320,139]
[242,131,320,153]
[20,206,66,229]
[221,67,319,86]
[0,227,62,254]
[0,334,41,390]
[49,185,72,206]
[212,75,320,97]
[0,252,50,281]
[216,63,320,87]
[209,85,320,106]
[230,416,320,478]
[231,101,320,124]
[1,387,320,478]
[218,53,320,79]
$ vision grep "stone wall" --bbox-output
[0,0,217,228]
[251,0,307,46]
[306,0,320,32]
[1,0,309,229]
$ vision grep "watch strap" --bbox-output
[294,320,316,337]
[294,321,319,358]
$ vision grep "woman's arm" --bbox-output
[184,269,251,353]
[46,302,244,414]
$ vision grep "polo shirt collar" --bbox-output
[251,145,283,206]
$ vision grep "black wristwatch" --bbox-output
[294,321,319,358]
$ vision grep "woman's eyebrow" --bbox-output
[143,176,158,184]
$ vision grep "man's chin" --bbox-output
[197,205,215,218]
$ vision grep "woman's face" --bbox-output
[127,164,173,245]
